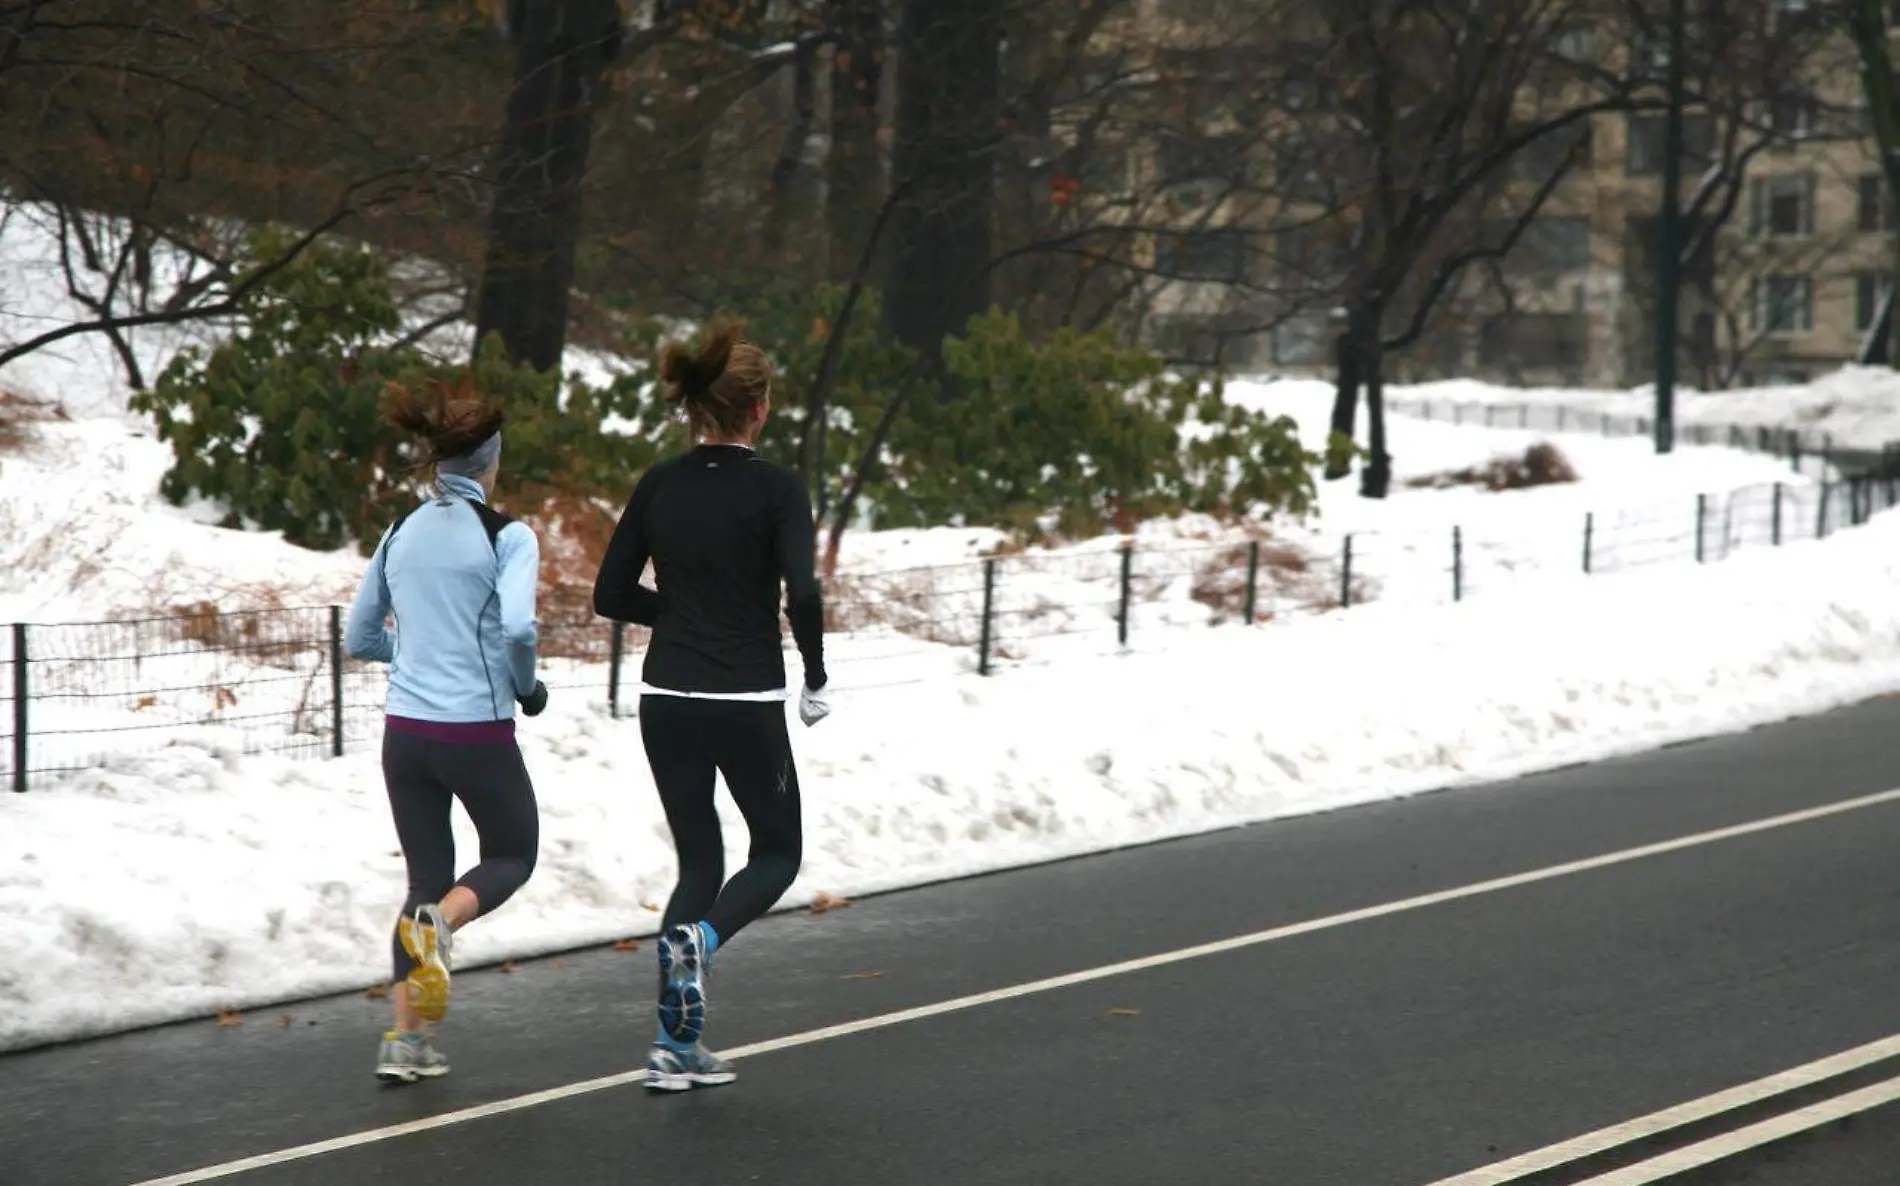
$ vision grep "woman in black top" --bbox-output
[593,316,829,1092]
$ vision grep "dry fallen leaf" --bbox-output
[365,983,390,1000]
[842,970,885,980]
[499,960,518,974]
[216,1010,243,1028]
[808,891,853,915]
[1106,1008,1141,1017]
[640,901,660,913]
[613,939,642,952]
[274,1014,294,1029]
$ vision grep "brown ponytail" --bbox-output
[660,315,774,440]
[382,372,505,467]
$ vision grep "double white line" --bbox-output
[1428,1033,1900,1184]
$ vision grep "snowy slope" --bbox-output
[1387,368,1900,452]
[5,505,1900,1052]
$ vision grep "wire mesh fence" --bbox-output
[1385,395,1900,480]
[7,472,1899,789]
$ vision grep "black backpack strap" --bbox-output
[466,500,515,555]
[383,494,513,556]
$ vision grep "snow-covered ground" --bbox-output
[7,202,1900,1053]
[1386,368,1900,453]
[6,503,1900,1053]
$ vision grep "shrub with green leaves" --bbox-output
[876,310,1320,537]
[132,228,662,553]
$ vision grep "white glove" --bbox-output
[798,683,831,727]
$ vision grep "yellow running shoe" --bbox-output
[399,904,453,1023]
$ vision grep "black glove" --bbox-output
[518,680,549,717]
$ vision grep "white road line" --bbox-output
[1425,1033,1900,1184]
[128,785,1900,1186]
[1567,1074,1900,1185]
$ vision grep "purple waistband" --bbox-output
[385,715,516,745]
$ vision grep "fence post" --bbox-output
[1582,512,1594,574]
[1694,494,1707,563]
[1757,426,1771,454]
[1772,482,1783,546]
[1243,540,1261,625]
[1452,527,1463,602]
[978,558,997,676]
[1817,479,1831,538]
[1116,543,1134,646]
[328,606,344,758]
[11,623,25,793]
[1340,535,1355,608]
[1790,433,1802,475]
[608,621,625,719]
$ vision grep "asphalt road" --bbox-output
[5,696,1899,1186]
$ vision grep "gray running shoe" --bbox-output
[656,923,708,1045]
[375,1030,451,1084]
[644,1043,736,1092]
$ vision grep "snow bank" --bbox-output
[1382,367,1900,452]
[6,507,1900,1052]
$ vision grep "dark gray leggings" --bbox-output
[640,695,803,946]
[382,729,539,982]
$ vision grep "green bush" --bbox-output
[878,310,1319,536]
[132,228,661,553]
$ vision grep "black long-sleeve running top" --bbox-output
[593,444,827,695]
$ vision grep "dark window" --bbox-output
[1156,229,1247,282]
[1750,275,1814,334]
[1749,174,1815,237]
[1859,175,1895,232]
[1856,273,1893,332]
[1157,133,1248,186]
[1627,113,1713,175]
[1478,312,1588,372]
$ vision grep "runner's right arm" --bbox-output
[345,528,397,663]
[594,470,663,626]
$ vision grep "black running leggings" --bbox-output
[382,730,539,982]
[639,695,803,945]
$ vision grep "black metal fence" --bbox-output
[6,467,1895,791]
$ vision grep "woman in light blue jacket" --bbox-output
[346,377,548,1084]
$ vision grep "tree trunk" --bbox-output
[471,0,622,373]
[1326,325,1362,480]
[826,0,886,284]
[1360,341,1391,499]
[1849,0,1900,367]
[763,46,819,262]
[884,0,1003,366]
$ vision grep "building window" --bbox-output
[1859,175,1895,232]
[1155,229,1247,283]
[1478,312,1588,373]
[1750,275,1814,334]
[1766,92,1816,141]
[1856,272,1894,332]
[1749,174,1816,237]
[1627,113,1713,175]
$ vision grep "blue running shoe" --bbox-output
[644,1042,735,1092]
[656,923,708,1045]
